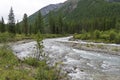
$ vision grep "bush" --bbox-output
[94,30,100,39]
[24,58,39,67]
[81,33,90,40]
[115,33,120,44]
[0,32,15,43]
[109,30,116,42]
[100,34,109,41]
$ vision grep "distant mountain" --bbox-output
[28,0,120,24]
[53,0,120,21]
[26,0,120,34]
[28,3,63,23]
[39,3,63,16]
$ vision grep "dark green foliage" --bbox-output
[0,32,15,43]
[22,13,29,35]
[48,12,57,34]
[48,12,65,34]
[15,20,21,34]
[34,11,44,34]
[24,58,39,67]
[109,30,117,42]
[23,0,120,34]
[0,17,5,33]
[94,30,101,39]
[8,7,15,33]
[115,33,120,44]
[44,0,120,34]
[74,30,120,44]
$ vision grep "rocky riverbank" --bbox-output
[65,37,120,56]
[11,37,120,80]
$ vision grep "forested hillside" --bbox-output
[47,0,120,33]
[0,0,120,43]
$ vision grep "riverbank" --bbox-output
[0,41,68,80]
[11,37,120,80]
[68,37,120,56]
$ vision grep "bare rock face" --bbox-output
[40,3,63,16]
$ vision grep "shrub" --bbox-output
[109,30,116,42]
[81,33,90,40]
[0,32,15,43]
[100,33,109,41]
[115,33,120,44]
[24,58,39,67]
[94,30,100,39]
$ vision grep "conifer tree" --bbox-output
[1,17,5,32]
[8,7,15,33]
[58,14,63,34]
[48,12,56,34]
[16,20,21,34]
[35,11,44,33]
[23,13,28,35]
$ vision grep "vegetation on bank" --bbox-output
[0,32,68,43]
[0,45,35,80]
[0,32,67,80]
[0,46,65,80]
[74,29,120,44]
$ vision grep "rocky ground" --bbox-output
[67,37,120,56]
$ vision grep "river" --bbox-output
[12,37,120,80]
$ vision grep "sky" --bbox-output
[0,0,67,23]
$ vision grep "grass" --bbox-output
[0,45,36,80]
[0,32,68,80]
[0,45,67,80]
[0,32,69,43]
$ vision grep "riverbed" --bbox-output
[12,37,120,80]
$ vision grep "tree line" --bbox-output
[0,7,44,35]
[0,7,120,35]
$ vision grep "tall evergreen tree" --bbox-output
[35,11,44,33]
[58,14,63,34]
[23,13,28,35]
[0,20,2,33]
[8,7,15,33]
[48,12,56,34]
[16,20,21,34]
[1,17,5,32]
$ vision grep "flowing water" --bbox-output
[12,37,120,80]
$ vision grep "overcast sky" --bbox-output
[0,0,67,23]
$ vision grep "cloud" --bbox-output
[0,0,67,23]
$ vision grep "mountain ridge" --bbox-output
[28,3,64,23]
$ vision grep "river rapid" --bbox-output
[12,37,120,80]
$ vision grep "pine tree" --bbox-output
[1,17,5,32]
[0,20,2,33]
[35,11,44,34]
[58,14,63,34]
[16,20,21,34]
[8,7,15,33]
[48,12,56,34]
[23,13,28,35]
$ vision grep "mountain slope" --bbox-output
[57,0,120,21]
[28,0,120,33]
[29,0,120,22]
[28,3,63,23]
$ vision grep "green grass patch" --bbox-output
[0,45,67,80]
